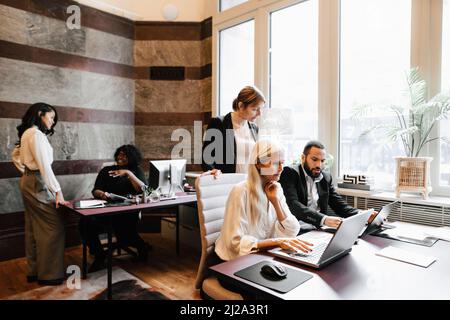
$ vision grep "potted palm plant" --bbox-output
[352,67,450,199]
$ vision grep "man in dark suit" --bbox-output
[279,141,374,230]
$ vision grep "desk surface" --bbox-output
[61,193,197,216]
[210,235,450,300]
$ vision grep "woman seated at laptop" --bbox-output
[79,144,150,272]
[215,140,314,262]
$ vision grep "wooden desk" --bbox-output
[210,235,450,300]
[61,193,197,300]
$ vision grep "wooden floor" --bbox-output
[0,233,202,300]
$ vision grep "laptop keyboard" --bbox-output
[285,242,328,263]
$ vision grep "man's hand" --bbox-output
[324,216,343,228]
[200,169,222,179]
[367,211,379,224]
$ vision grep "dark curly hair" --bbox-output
[114,144,142,170]
[16,103,58,145]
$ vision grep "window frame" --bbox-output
[212,0,450,197]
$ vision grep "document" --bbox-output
[78,200,106,208]
[423,226,450,242]
[375,246,436,268]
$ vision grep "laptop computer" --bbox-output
[268,209,373,269]
[359,201,398,237]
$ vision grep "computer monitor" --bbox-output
[148,159,187,196]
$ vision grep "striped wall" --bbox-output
[134,19,212,166]
[0,0,212,260]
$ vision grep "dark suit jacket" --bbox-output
[201,112,258,173]
[279,165,359,228]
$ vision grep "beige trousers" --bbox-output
[20,170,65,280]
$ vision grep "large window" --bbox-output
[339,0,411,189]
[219,20,255,115]
[220,0,249,11]
[269,0,318,164]
[214,0,450,196]
[440,0,450,186]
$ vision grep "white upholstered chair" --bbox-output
[194,173,247,300]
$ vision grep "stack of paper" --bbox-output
[382,221,430,241]
[79,200,106,208]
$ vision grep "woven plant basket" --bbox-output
[394,157,433,199]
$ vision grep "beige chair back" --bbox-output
[194,173,246,291]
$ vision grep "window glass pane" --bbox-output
[339,0,411,189]
[440,0,450,186]
[220,0,249,11]
[219,20,254,115]
[268,0,318,164]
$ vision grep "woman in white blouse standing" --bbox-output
[12,103,69,285]
[215,140,313,261]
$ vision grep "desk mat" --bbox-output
[234,260,313,294]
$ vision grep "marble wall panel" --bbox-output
[134,40,202,67]
[201,78,212,113]
[0,58,134,112]
[202,37,212,66]
[48,122,134,161]
[80,72,134,112]
[0,57,82,108]
[0,119,134,162]
[0,174,97,214]
[85,28,133,66]
[25,9,86,55]
[135,79,203,113]
[0,178,24,214]
[0,118,21,161]
[0,5,28,44]
[135,125,202,163]
[0,4,133,66]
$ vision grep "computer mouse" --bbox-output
[260,261,287,280]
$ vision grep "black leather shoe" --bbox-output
[136,243,150,262]
[38,278,64,286]
[27,275,38,283]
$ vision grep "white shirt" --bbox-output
[232,117,256,174]
[11,126,61,193]
[215,180,300,261]
[300,165,326,226]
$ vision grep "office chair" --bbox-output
[195,173,247,300]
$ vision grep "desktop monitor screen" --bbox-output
[149,159,187,196]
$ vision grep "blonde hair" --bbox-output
[247,140,284,226]
[232,86,266,111]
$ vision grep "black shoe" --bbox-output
[136,243,150,262]
[26,275,38,283]
[88,257,106,273]
[37,278,64,286]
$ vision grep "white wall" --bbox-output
[75,0,215,21]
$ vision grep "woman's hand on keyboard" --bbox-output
[277,238,314,253]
